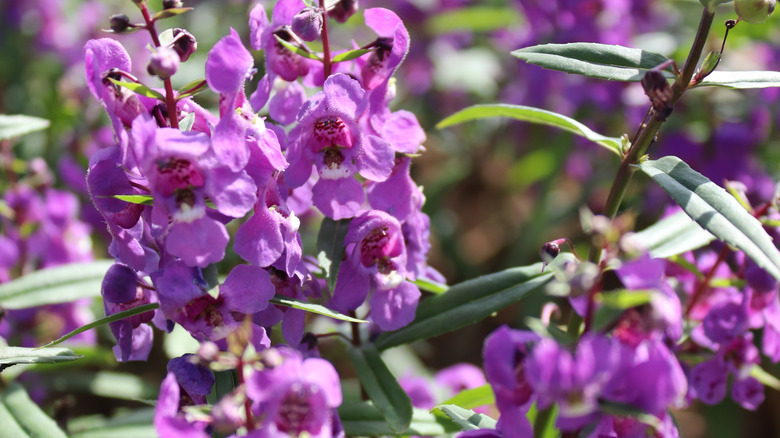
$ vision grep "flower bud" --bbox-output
[541,241,561,263]
[163,0,183,9]
[109,14,132,33]
[641,69,673,121]
[292,7,323,42]
[170,28,197,62]
[735,0,776,23]
[147,46,179,79]
[328,0,358,23]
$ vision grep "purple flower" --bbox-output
[482,326,538,414]
[331,210,421,330]
[436,363,487,394]
[291,7,323,42]
[154,372,210,438]
[525,333,618,418]
[167,354,215,405]
[102,263,157,361]
[249,0,311,83]
[690,357,729,405]
[399,375,435,409]
[246,348,342,437]
[359,8,410,90]
[286,74,393,219]
[731,377,764,410]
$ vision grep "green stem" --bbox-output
[587,7,715,263]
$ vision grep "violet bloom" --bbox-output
[399,375,435,409]
[102,263,156,361]
[285,74,394,219]
[330,210,421,331]
[482,326,538,414]
[249,0,311,85]
[151,262,273,345]
[246,348,342,437]
[252,268,317,346]
[525,333,618,418]
[359,8,410,90]
[154,372,210,438]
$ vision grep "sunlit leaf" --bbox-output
[434,405,496,431]
[512,42,674,82]
[639,156,780,282]
[112,194,154,205]
[107,78,165,100]
[0,115,50,141]
[339,402,458,436]
[632,210,715,258]
[437,104,622,157]
[332,48,373,63]
[316,218,352,292]
[697,70,780,89]
[270,294,367,323]
[426,7,522,34]
[0,260,114,309]
[38,303,160,349]
[0,346,81,370]
[273,35,322,61]
[1,382,67,438]
[153,7,193,20]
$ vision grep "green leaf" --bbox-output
[176,79,207,101]
[339,402,458,436]
[347,345,413,432]
[512,42,674,82]
[426,7,522,34]
[0,401,27,438]
[591,289,655,332]
[434,405,497,431]
[316,218,352,292]
[71,425,157,438]
[39,371,158,400]
[750,364,780,390]
[1,382,68,438]
[69,408,157,438]
[697,71,780,89]
[332,48,373,63]
[638,156,780,282]
[269,294,367,323]
[207,370,236,405]
[374,257,566,351]
[632,210,715,259]
[412,277,449,294]
[695,50,720,80]
[107,78,165,100]
[38,303,160,349]
[0,346,81,370]
[437,104,622,157]
[112,194,154,205]
[0,260,114,309]
[152,7,193,20]
[598,401,660,429]
[439,384,495,411]
[0,115,50,141]
[525,317,576,346]
[273,35,322,61]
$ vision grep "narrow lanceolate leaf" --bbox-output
[269,294,367,323]
[152,7,193,20]
[437,104,622,157]
[176,79,208,101]
[40,371,159,400]
[332,48,373,63]
[374,257,570,351]
[632,210,714,258]
[0,346,81,370]
[439,384,495,411]
[697,71,780,89]
[750,365,780,390]
[0,115,50,141]
[425,7,522,34]
[107,78,165,100]
[591,289,655,332]
[316,218,352,292]
[413,277,449,294]
[347,345,413,433]
[111,194,154,205]
[434,405,497,431]
[0,260,114,309]
[638,156,780,282]
[512,43,674,82]
[338,402,458,436]
[1,382,68,438]
[273,35,322,61]
[38,303,160,349]
[0,401,27,438]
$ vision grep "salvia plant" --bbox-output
[4,0,780,436]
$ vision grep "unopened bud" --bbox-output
[147,46,179,79]
[197,341,220,362]
[735,0,776,23]
[292,7,323,42]
[328,0,358,23]
[541,241,561,263]
[171,28,197,62]
[641,69,673,121]
[109,14,132,33]
[163,0,183,9]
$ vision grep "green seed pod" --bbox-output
[735,0,776,24]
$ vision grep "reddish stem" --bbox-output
[236,358,255,431]
[582,277,604,333]
[139,3,179,129]
[685,245,730,317]
[319,0,332,80]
